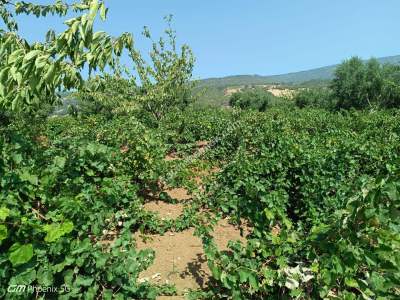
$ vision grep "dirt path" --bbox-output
[136,147,249,298]
[135,217,246,294]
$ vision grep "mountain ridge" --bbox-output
[199,54,400,88]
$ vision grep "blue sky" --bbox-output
[12,0,400,79]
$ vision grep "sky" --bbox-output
[11,0,400,79]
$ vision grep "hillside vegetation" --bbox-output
[195,55,400,106]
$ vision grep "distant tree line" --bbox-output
[294,57,400,110]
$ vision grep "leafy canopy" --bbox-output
[73,15,196,122]
[229,87,274,111]
[0,0,133,112]
[332,57,400,109]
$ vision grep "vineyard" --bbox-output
[1,108,399,299]
[1,1,400,299]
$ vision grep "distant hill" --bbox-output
[198,55,400,88]
[194,55,400,106]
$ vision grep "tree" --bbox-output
[75,15,196,122]
[229,87,273,111]
[76,73,138,118]
[331,57,371,109]
[131,15,195,121]
[73,16,196,122]
[381,64,400,108]
[331,57,400,110]
[0,0,133,113]
[294,87,333,109]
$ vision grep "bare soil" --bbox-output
[143,201,185,219]
[135,218,247,294]
[224,84,295,98]
[165,188,191,201]
[165,153,180,161]
[138,143,249,298]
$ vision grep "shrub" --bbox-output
[200,109,400,299]
[0,115,169,299]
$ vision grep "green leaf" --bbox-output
[290,288,303,298]
[53,156,66,169]
[238,269,249,283]
[94,252,108,268]
[20,170,39,185]
[383,182,399,200]
[24,50,41,62]
[88,0,100,20]
[0,67,9,84]
[248,274,258,290]
[103,289,113,300]
[0,207,10,221]
[53,256,75,273]
[209,264,221,279]
[12,153,23,164]
[345,277,359,288]
[99,3,107,21]
[264,208,274,220]
[9,268,37,285]
[8,49,24,64]
[0,225,7,244]
[0,84,5,97]
[37,266,54,286]
[8,243,34,266]
[44,64,56,82]
[43,221,74,242]
[35,55,49,69]
[12,95,22,111]
[75,275,94,287]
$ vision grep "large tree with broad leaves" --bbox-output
[0,0,133,112]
